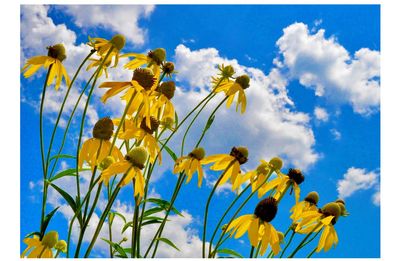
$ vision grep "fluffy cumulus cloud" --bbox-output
[274,22,380,115]
[314,106,329,122]
[62,5,154,46]
[337,167,379,199]
[173,44,318,170]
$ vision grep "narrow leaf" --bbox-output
[40,207,59,237]
[217,248,243,258]
[145,198,183,217]
[101,238,127,258]
[49,183,77,211]
[49,154,76,162]
[155,237,180,251]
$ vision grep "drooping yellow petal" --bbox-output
[248,217,260,247]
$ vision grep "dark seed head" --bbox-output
[189,147,206,160]
[93,117,114,140]
[140,116,160,135]
[321,202,341,225]
[158,81,176,99]
[132,68,156,90]
[162,62,175,75]
[229,146,248,165]
[47,44,67,62]
[235,75,250,89]
[148,48,166,66]
[288,168,305,185]
[254,197,278,222]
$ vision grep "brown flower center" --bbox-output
[254,197,278,222]
[288,168,305,185]
[140,116,160,135]
[229,146,248,165]
[93,117,114,140]
[132,68,156,90]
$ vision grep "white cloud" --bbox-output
[62,5,155,46]
[275,22,380,115]
[330,128,341,140]
[314,106,329,122]
[173,44,318,170]
[337,167,378,199]
[372,190,380,206]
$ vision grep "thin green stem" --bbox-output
[131,185,139,257]
[249,246,255,258]
[39,65,52,239]
[45,50,95,175]
[83,172,129,257]
[287,224,320,258]
[279,230,295,258]
[306,247,317,258]
[108,215,114,258]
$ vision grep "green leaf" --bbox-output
[142,216,164,221]
[145,198,183,217]
[49,183,77,212]
[121,221,133,233]
[217,248,243,258]
[205,115,216,132]
[155,237,180,251]
[158,141,177,161]
[143,207,164,217]
[49,154,76,162]
[48,167,89,182]
[40,207,59,237]
[141,219,163,226]
[101,238,127,258]
[174,111,179,129]
[24,231,41,238]
[112,211,127,224]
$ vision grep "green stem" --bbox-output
[108,216,114,258]
[54,250,61,258]
[45,50,95,176]
[83,172,128,257]
[279,230,295,258]
[306,247,317,258]
[287,224,320,258]
[254,241,261,258]
[249,246,255,258]
[131,185,139,257]
[202,161,235,258]
[39,65,52,239]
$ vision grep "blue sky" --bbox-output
[20,5,380,258]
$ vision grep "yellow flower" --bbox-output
[295,202,343,253]
[79,117,124,171]
[290,191,319,221]
[226,197,281,256]
[86,56,112,78]
[211,64,236,88]
[150,81,176,121]
[100,147,148,197]
[88,34,126,67]
[121,48,166,79]
[173,147,207,187]
[241,157,284,197]
[213,74,250,114]
[21,231,59,258]
[202,146,248,191]
[258,168,305,203]
[22,44,71,90]
[116,117,161,164]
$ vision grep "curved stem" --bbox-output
[45,51,95,175]
[279,230,295,258]
[75,48,114,209]
[39,65,52,239]
[287,224,320,258]
[306,247,317,258]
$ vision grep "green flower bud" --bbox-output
[322,202,341,224]
[110,34,126,51]
[304,191,319,205]
[55,240,67,253]
[126,147,148,169]
[235,75,250,89]
[189,147,206,160]
[42,231,59,248]
[99,156,115,170]
[47,44,67,62]
[148,48,166,65]
[93,117,114,140]
[256,161,270,175]
[269,157,283,171]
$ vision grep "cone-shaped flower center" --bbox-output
[132,68,156,90]
[288,168,305,185]
[99,156,115,170]
[110,34,126,51]
[189,147,206,160]
[140,116,160,135]
[148,48,166,65]
[47,44,66,62]
[322,202,341,225]
[125,147,148,169]
[158,81,176,99]
[235,75,250,89]
[230,146,248,165]
[42,231,59,248]
[269,157,283,171]
[254,197,278,222]
[304,191,319,205]
[162,62,175,75]
[256,162,270,175]
[93,117,114,140]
